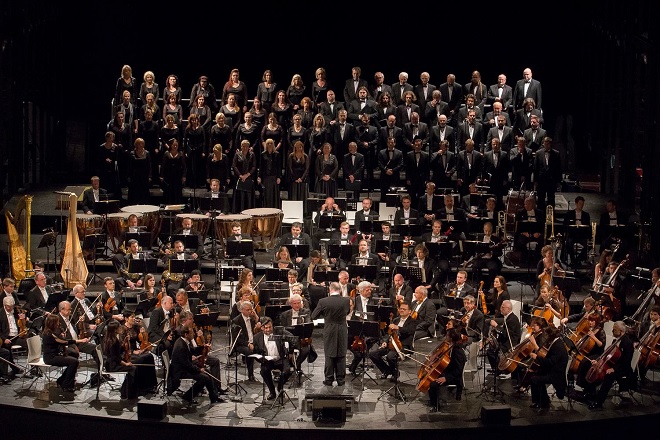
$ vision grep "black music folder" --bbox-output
[282,243,310,260]
[328,244,356,261]
[193,311,220,328]
[318,213,345,230]
[347,264,378,282]
[266,267,290,282]
[375,239,403,254]
[225,239,254,257]
[127,258,158,274]
[168,259,200,274]
[170,233,199,250]
[125,231,152,248]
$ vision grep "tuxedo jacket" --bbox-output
[487,84,513,109]
[377,148,404,178]
[509,146,534,184]
[402,122,430,150]
[429,125,455,151]
[486,126,515,153]
[533,148,562,185]
[457,105,483,124]
[393,208,420,226]
[331,121,358,154]
[411,297,437,333]
[0,308,21,341]
[354,210,379,226]
[404,151,431,184]
[318,101,345,125]
[414,83,437,111]
[231,313,259,349]
[514,109,544,137]
[438,82,464,113]
[391,315,417,348]
[279,307,312,328]
[342,152,365,181]
[388,284,414,304]
[395,103,421,128]
[280,232,313,248]
[564,210,591,227]
[461,307,485,342]
[425,101,450,126]
[147,306,171,343]
[430,151,457,189]
[482,150,511,189]
[170,337,201,382]
[81,187,109,213]
[484,111,512,128]
[378,125,405,151]
[369,83,394,102]
[25,285,52,314]
[513,78,543,110]
[457,121,486,151]
[343,78,369,104]
[463,82,488,108]
[417,194,445,215]
[409,258,442,291]
[253,330,294,360]
[456,150,483,185]
[347,99,378,125]
[492,312,522,351]
[391,83,414,106]
[523,126,547,152]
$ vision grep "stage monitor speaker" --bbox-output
[480,404,511,425]
[138,399,167,421]
[312,398,347,424]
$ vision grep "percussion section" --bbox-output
[241,208,283,250]
[106,212,143,252]
[121,204,162,247]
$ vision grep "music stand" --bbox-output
[290,322,314,383]
[187,289,209,304]
[260,285,289,306]
[169,233,200,252]
[443,219,466,237]
[565,225,591,265]
[193,311,220,330]
[348,320,380,389]
[468,192,493,212]
[168,259,200,276]
[395,222,421,237]
[265,268,290,283]
[135,297,158,318]
[347,264,378,283]
[38,230,58,279]
[282,244,310,267]
[226,240,254,258]
[45,290,70,313]
[128,258,158,275]
[553,275,580,302]
[198,193,230,214]
[467,216,493,234]
[375,239,403,255]
[265,304,291,322]
[425,241,453,261]
[443,295,464,312]
[394,265,423,288]
[82,232,104,285]
[328,244,355,263]
[125,232,152,249]
[359,220,381,234]
[318,213,345,231]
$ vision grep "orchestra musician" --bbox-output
[169,323,223,404]
[175,289,204,314]
[486,300,522,375]
[533,284,563,322]
[560,296,599,327]
[481,275,511,319]
[470,221,504,290]
[225,222,256,271]
[411,286,437,340]
[460,295,484,344]
[0,296,27,377]
[146,294,176,347]
[80,175,108,215]
[110,214,140,280]
[24,271,52,319]
[338,270,355,298]
[231,300,262,382]
[41,314,82,393]
[588,321,636,409]
[114,238,145,291]
[184,269,206,295]
[101,277,124,322]
[568,313,606,401]
[536,244,564,294]
[418,182,443,228]
[312,196,345,250]
[230,287,254,321]
[117,311,158,395]
[528,325,569,410]
[436,270,476,333]
[350,239,382,284]
[279,293,314,375]
[514,196,543,262]
[135,273,160,317]
[369,299,416,380]
[563,195,591,267]
[637,305,660,382]
[427,327,467,412]
[409,243,443,295]
[68,284,100,347]
[389,273,414,305]
[164,216,204,259]
[253,317,295,400]
[279,222,312,266]
[347,283,379,376]
[101,320,138,400]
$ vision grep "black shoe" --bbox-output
[337,380,345,386]
[210,396,226,404]
[588,402,603,410]
[247,375,258,382]
[217,388,228,395]
[0,376,10,385]
[322,380,333,386]
[429,406,439,413]
[379,373,390,380]
[11,366,25,375]
[266,393,276,401]
[529,403,540,409]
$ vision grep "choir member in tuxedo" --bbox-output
[534,136,562,213]
[424,90,449,127]
[404,136,431,203]
[486,114,515,153]
[438,74,463,126]
[342,141,364,193]
[480,138,510,210]
[513,68,543,111]
[417,182,444,229]
[377,137,404,199]
[487,74,513,111]
[378,114,405,151]
[430,140,456,191]
[457,108,486,153]
[456,139,483,196]
[515,101,544,141]
[510,136,534,190]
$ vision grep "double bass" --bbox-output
[637,327,660,370]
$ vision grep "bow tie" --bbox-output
[340,123,345,126]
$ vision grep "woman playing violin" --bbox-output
[368,300,417,380]
[117,311,158,394]
[536,245,564,294]
[480,275,510,318]
[103,319,139,399]
[230,287,254,320]
[426,327,467,412]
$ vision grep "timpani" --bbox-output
[106,212,142,252]
[75,214,105,241]
[215,214,253,243]
[241,208,283,250]
[175,213,211,240]
[120,204,162,246]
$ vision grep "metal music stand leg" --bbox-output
[377,356,406,403]
[226,350,247,399]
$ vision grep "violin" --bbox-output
[351,336,366,353]
[122,334,132,364]
[95,302,103,326]
[585,340,622,385]
[568,324,602,374]
[387,312,404,353]
[154,291,163,309]
[104,297,117,313]
[195,326,211,368]
[478,281,487,314]
[138,327,151,352]
[17,307,28,337]
[77,314,89,339]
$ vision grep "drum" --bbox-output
[121,205,162,246]
[106,212,143,252]
[75,214,104,241]
[505,190,535,235]
[175,213,211,240]
[241,208,283,250]
[215,214,253,243]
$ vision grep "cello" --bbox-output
[387,312,405,360]
[585,339,622,385]
[416,332,468,393]
[498,330,542,374]
[637,327,660,370]
[567,320,603,374]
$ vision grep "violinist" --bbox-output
[58,295,101,368]
[169,323,223,404]
[0,277,20,306]
[231,300,262,382]
[592,260,627,321]
[338,270,355,298]
[42,314,81,393]
[174,310,226,398]
[24,271,52,319]
[176,289,204,314]
[0,296,27,376]
[569,313,606,401]
[347,281,378,375]
[486,300,522,376]
[135,273,160,317]
[436,270,476,332]
[147,295,175,346]
[118,311,158,394]
[230,287,255,320]
[279,294,313,375]
[427,327,467,412]
[98,280,122,325]
[236,267,255,294]
[369,300,416,380]
[481,275,510,318]
[102,319,138,400]
[527,325,569,410]
[69,284,100,343]
[411,286,437,340]
[459,295,484,344]
[588,321,635,410]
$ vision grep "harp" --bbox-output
[4,195,34,281]
[60,193,88,287]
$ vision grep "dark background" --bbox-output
[1,1,657,258]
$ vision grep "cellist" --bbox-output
[427,327,467,412]
[527,325,569,410]
[532,285,563,324]
[486,300,522,378]
[369,300,417,380]
[587,320,635,410]
[568,313,606,402]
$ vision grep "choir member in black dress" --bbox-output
[259,139,282,208]
[189,75,218,113]
[234,112,261,156]
[127,138,152,205]
[138,109,161,180]
[287,113,309,157]
[107,111,133,187]
[161,113,181,147]
[114,64,138,107]
[314,142,339,198]
[184,113,207,188]
[160,138,187,205]
[163,74,182,105]
[206,144,231,192]
[261,113,285,169]
[220,93,243,132]
[232,140,256,212]
[249,96,268,129]
[287,140,310,202]
[308,114,331,189]
[97,131,120,198]
[272,90,293,132]
[190,94,213,133]
[286,73,308,114]
[256,69,277,113]
[311,67,330,109]
[163,93,183,125]
[222,68,249,114]
[296,97,315,130]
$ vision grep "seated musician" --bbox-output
[279,222,312,266]
[598,199,629,259]
[0,296,28,376]
[230,287,254,321]
[369,299,416,380]
[636,305,660,382]
[418,182,443,229]
[470,221,504,289]
[469,196,499,221]
[427,327,467,411]
[393,195,419,233]
[168,323,223,404]
[69,283,100,343]
[117,311,158,395]
[101,277,125,322]
[374,221,400,264]
[435,193,467,225]
[184,269,206,295]
[80,175,109,214]
[273,246,294,269]
[587,320,636,409]
[569,313,606,401]
[165,216,204,259]
[253,316,295,400]
[389,273,414,305]
[146,294,176,348]
[460,295,484,344]
[114,239,145,291]
[175,289,204,314]
[408,243,443,295]
[528,325,569,409]
[279,293,313,375]
[57,294,100,368]
[480,275,511,319]
[354,196,379,226]
[592,260,626,321]
[535,244,565,294]
[348,281,378,375]
[162,239,198,284]
[533,284,563,323]
[291,283,311,311]
[135,273,161,317]
[0,346,12,383]
[560,296,598,327]
[174,310,226,397]
[350,239,382,281]
[225,221,255,271]
[202,178,230,215]
[562,195,591,267]
[338,270,355,298]
[1,277,19,305]
[24,271,53,319]
[231,300,262,382]
[312,196,345,250]
[485,300,522,376]
[299,250,329,286]
[420,219,448,244]
[411,285,437,340]
[513,196,543,259]
[461,182,485,215]
[111,214,140,276]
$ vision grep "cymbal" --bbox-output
[96,199,120,203]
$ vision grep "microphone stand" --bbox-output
[226,326,247,401]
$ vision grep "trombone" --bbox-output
[544,205,555,243]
